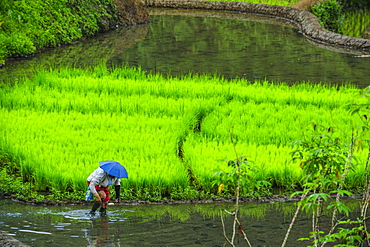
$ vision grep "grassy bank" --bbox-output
[0,65,368,201]
[0,0,118,65]
[212,0,301,6]
[341,9,370,38]
[309,0,370,38]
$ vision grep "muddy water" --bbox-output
[0,199,363,246]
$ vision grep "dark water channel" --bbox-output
[0,199,362,247]
[1,9,370,87]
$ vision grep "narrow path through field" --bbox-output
[176,97,235,188]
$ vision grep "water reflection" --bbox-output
[1,10,370,88]
[0,199,364,246]
[0,23,150,82]
[85,216,117,247]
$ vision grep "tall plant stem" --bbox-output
[313,191,321,247]
[281,192,308,247]
[220,128,252,247]
[361,146,370,217]
[322,132,356,247]
[230,127,239,245]
[234,214,252,247]
[220,210,235,247]
[360,146,370,246]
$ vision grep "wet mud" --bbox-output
[6,192,364,207]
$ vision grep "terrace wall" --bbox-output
[142,0,370,50]
[0,231,30,247]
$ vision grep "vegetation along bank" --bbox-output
[1,65,370,203]
[1,0,370,204]
[0,0,150,66]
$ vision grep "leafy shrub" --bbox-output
[0,0,116,63]
[2,32,36,55]
[212,157,272,198]
[339,0,370,10]
[311,0,344,34]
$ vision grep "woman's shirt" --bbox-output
[87,167,120,195]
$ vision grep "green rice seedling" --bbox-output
[0,108,191,193]
[0,65,368,199]
[341,9,370,38]
[182,82,365,193]
[0,67,235,195]
[212,156,272,197]
[182,137,301,193]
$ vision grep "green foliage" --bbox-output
[0,65,367,200]
[291,123,353,185]
[311,0,344,33]
[289,114,370,246]
[301,219,367,246]
[0,165,46,202]
[212,157,272,198]
[339,0,370,10]
[0,168,24,196]
[0,0,117,62]
[346,87,370,123]
[169,187,212,200]
[45,188,82,201]
[340,9,370,38]
[211,0,301,7]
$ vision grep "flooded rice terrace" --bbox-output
[1,9,370,247]
[1,199,362,247]
[1,10,370,87]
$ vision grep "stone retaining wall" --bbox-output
[0,231,30,247]
[142,0,370,51]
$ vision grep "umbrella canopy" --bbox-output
[99,160,128,179]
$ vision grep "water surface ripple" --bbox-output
[1,12,369,87]
[2,199,355,247]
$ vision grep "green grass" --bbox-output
[340,9,370,38]
[0,65,367,199]
[210,0,301,7]
[0,0,116,64]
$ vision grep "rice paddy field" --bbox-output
[0,65,368,199]
[341,9,370,38]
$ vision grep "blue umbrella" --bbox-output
[99,160,128,178]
